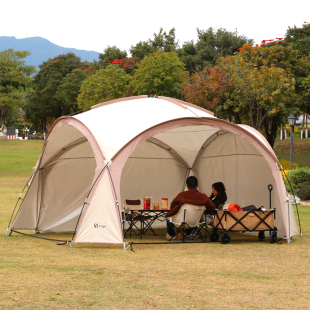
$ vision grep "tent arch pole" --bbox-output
[6,174,33,235]
[191,130,227,168]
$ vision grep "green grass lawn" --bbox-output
[1,140,310,309]
[274,134,310,168]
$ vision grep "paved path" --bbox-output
[288,194,310,206]
[300,200,310,206]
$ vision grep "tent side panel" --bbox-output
[120,140,188,211]
[275,171,299,238]
[11,171,40,230]
[74,169,123,244]
[37,158,96,232]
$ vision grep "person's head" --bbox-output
[212,182,226,196]
[186,176,198,189]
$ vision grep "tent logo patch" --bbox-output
[94,223,106,229]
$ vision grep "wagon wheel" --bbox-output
[209,230,219,242]
[258,231,265,241]
[220,233,231,244]
[269,231,277,244]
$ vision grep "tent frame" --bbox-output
[7,96,300,246]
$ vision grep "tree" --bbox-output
[182,65,236,116]
[177,27,253,72]
[183,44,302,147]
[99,46,127,64]
[220,45,300,147]
[131,51,186,98]
[283,22,310,58]
[27,53,86,130]
[238,42,310,121]
[101,57,140,75]
[57,66,95,114]
[225,55,297,147]
[0,49,35,126]
[77,65,131,109]
[301,75,310,114]
[130,28,178,61]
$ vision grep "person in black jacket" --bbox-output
[210,182,227,209]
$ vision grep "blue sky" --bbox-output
[2,0,310,54]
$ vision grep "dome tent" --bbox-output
[8,96,299,246]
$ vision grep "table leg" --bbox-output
[141,211,143,239]
[130,211,132,238]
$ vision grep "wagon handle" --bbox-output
[268,184,273,209]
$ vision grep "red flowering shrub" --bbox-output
[102,58,138,75]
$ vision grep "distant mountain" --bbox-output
[0,36,99,69]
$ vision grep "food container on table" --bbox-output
[144,197,150,210]
[154,203,160,210]
[161,198,168,210]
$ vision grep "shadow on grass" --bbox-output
[8,227,281,249]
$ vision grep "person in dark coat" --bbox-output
[165,176,215,240]
[210,182,227,209]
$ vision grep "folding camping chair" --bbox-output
[168,204,207,242]
[123,199,143,237]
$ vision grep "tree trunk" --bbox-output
[263,114,281,148]
[0,106,6,126]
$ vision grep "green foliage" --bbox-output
[0,49,36,127]
[132,51,186,98]
[57,66,95,113]
[219,45,303,147]
[130,28,178,61]
[283,22,310,58]
[287,166,310,198]
[178,27,253,72]
[25,53,86,130]
[182,65,235,114]
[301,75,310,114]
[77,65,131,109]
[99,46,127,64]
[299,183,310,200]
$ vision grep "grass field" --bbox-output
[274,134,310,168]
[0,140,310,309]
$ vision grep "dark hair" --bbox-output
[186,176,198,189]
[212,182,226,195]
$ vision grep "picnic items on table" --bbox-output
[161,198,168,210]
[143,197,150,210]
[143,197,161,210]
[154,203,160,210]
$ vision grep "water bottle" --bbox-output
[150,197,154,210]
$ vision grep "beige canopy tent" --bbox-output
[8,96,299,246]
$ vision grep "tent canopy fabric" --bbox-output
[10,96,299,245]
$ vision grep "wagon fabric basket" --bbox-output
[210,209,277,244]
